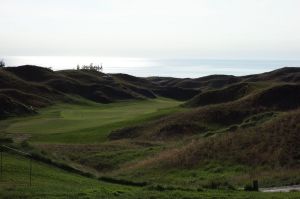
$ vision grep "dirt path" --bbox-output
[261,185,300,192]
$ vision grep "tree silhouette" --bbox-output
[0,60,5,68]
[77,63,103,72]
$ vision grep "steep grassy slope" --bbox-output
[3,65,153,103]
[0,94,35,118]
[108,109,300,189]
[110,82,300,141]
[0,68,60,118]
[133,109,300,169]
[184,82,263,107]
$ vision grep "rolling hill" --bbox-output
[109,82,300,140]
[0,65,198,118]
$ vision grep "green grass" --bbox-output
[0,153,138,199]
[0,98,182,144]
[1,153,300,199]
[116,161,300,190]
[115,163,249,188]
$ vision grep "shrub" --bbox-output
[244,184,253,191]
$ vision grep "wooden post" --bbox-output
[253,180,259,191]
[0,148,2,179]
[29,158,32,187]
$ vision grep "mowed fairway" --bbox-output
[0,98,181,144]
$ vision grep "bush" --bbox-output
[244,184,254,191]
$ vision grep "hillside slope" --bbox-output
[112,109,300,189]
[139,109,300,169]
[184,82,258,107]
[109,83,300,140]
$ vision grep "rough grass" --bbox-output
[113,109,300,188]
[1,153,300,199]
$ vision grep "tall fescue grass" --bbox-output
[122,109,300,171]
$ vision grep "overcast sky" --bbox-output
[1,0,300,59]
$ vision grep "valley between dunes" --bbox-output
[0,65,300,199]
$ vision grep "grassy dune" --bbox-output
[111,109,300,189]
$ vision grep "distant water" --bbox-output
[3,56,300,78]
